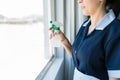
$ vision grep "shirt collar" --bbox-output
[83,9,116,30]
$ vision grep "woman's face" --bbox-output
[78,0,103,16]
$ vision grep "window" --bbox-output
[0,0,53,80]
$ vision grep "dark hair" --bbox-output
[106,0,120,17]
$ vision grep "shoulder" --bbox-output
[104,18,120,48]
[106,18,120,37]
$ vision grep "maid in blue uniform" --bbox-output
[50,0,120,80]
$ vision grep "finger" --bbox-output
[49,33,52,39]
[49,28,54,39]
[55,30,61,35]
[51,29,56,37]
[54,31,59,35]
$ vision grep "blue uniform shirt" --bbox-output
[72,10,120,80]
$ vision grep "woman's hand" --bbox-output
[49,28,66,42]
[49,28,72,58]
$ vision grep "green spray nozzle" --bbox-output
[50,20,60,31]
[50,20,53,24]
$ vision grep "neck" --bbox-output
[90,8,106,27]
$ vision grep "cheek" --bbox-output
[81,5,93,16]
[82,0,100,15]
[83,3,98,15]
[87,6,95,13]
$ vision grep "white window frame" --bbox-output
[36,0,64,80]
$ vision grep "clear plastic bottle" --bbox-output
[49,20,61,47]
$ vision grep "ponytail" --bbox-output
[106,0,120,17]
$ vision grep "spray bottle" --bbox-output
[49,20,61,47]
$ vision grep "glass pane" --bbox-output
[0,0,50,80]
[0,0,43,17]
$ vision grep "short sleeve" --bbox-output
[105,37,120,78]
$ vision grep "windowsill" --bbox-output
[36,58,64,80]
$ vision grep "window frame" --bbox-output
[35,0,65,80]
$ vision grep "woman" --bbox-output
[50,0,120,80]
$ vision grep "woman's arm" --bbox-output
[60,36,72,58]
[49,29,72,58]
[57,30,72,58]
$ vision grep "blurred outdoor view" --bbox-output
[0,0,48,80]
